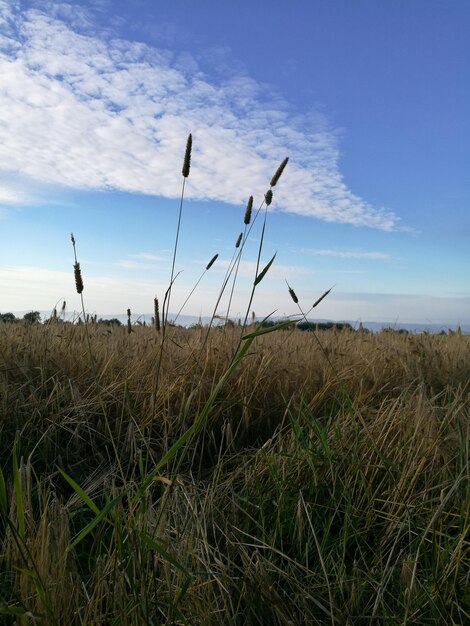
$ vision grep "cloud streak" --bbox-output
[301,248,392,260]
[0,1,400,229]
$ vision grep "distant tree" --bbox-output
[0,312,18,323]
[297,321,354,332]
[23,311,41,324]
[98,318,122,327]
[257,320,277,329]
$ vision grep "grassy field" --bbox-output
[1,141,469,624]
[0,321,468,625]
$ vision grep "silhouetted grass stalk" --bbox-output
[164,134,192,329]
[70,233,97,377]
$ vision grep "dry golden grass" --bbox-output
[1,133,468,623]
[0,322,468,624]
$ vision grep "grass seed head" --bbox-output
[288,284,299,304]
[182,133,192,178]
[235,232,243,248]
[73,262,84,294]
[154,298,161,331]
[206,253,218,270]
[270,157,289,187]
[265,189,273,206]
[312,286,333,309]
[244,196,253,225]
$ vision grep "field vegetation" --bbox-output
[0,138,468,625]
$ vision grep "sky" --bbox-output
[0,0,469,326]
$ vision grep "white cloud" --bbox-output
[130,252,167,261]
[115,260,164,271]
[301,248,392,260]
[0,2,400,230]
[0,187,25,204]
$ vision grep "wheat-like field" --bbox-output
[0,322,468,625]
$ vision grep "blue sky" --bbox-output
[0,0,469,325]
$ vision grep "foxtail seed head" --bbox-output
[244,196,253,225]
[270,157,289,187]
[235,232,243,248]
[73,262,84,294]
[182,133,192,177]
[288,284,299,304]
[154,298,161,331]
[206,253,218,270]
[265,189,273,206]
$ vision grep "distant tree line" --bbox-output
[296,321,355,332]
[0,311,123,326]
[0,313,357,331]
[257,319,355,332]
[0,311,42,324]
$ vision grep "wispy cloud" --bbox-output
[115,260,165,271]
[0,1,400,230]
[301,248,392,260]
[0,187,28,204]
[115,252,169,270]
[129,252,167,261]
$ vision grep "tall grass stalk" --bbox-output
[164,133,192,329]
[70,233,97,377]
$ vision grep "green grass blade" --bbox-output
[57,466,100,515]
[137,334,257,498]
[12,438,24,539]
[0,605,43,618]
[242,319,294,339]
[0,465,7,514]
[67,493,124,552]
[254,252,276,286]
[137,425,196,496]
[141,531,193,578]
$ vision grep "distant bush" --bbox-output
[0,312,19,323]
[23,311,41,324]
[297,321,354,332]
[98,318,123,326]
